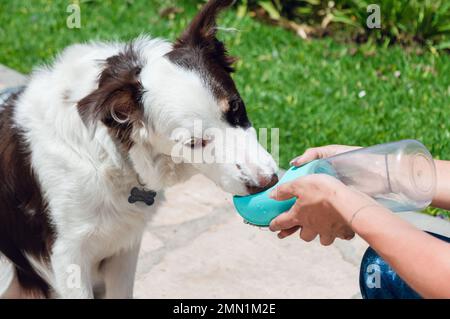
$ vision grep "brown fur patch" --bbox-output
[0,90,54,297]
[77,44,144,151]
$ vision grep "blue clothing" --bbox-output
[360,232,450,299]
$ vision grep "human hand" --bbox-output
[269,174,380,245]
[290,145,361,167]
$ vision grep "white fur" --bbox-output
[6,35,277,298]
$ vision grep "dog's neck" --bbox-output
[92,122,197,203]
[87,125,159,199]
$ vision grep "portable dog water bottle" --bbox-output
[233,140,437,227]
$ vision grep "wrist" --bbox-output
[331,186,382,225]
[350,205,392,234]
[348,204,383,230]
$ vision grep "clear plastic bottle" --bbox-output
[315,139,437,212]
[233,139,437,227]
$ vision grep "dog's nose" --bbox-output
[246,173,279,195]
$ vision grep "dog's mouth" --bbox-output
[245,174,279,195]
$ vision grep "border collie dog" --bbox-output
[0,0,278,298]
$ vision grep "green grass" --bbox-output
[1,1,450,218]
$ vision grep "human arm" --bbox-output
[269,174,450,298]
[291,145,450,210]
[431,159,450,210]
[269,144,450,298]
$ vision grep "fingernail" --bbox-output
[290,156,302,166]
[270,189,276,198]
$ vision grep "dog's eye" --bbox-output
[187,138,209,149]
[226,97,251,128]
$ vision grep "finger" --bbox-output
[269,210,300,232]
[290,147,325,167]
[299,227,318,242]
[337,230,355,241]
[270,181,299,201]
[319,235,335,246]
[277,226,300,239]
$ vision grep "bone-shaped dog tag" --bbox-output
[128,187,157,206]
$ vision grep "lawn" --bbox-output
[1,1,450,218]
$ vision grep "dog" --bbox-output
[0,0,278,298]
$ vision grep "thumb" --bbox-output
[290,147,325,166]
[269,210,300,232]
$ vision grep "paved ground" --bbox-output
[0,65,27,90]
[1,65,449,298]
[133,175,450,299]
[134,174,368,299]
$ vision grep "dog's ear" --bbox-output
[77,45,143,130]
[171,0,237,73]
[174,0,234,48]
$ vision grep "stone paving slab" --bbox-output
[0,65,27,90]
[135,174,367,299]
[136,175,449,299]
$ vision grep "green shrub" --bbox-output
[234,0,450,50]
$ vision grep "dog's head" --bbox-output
[78,0,278,195]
